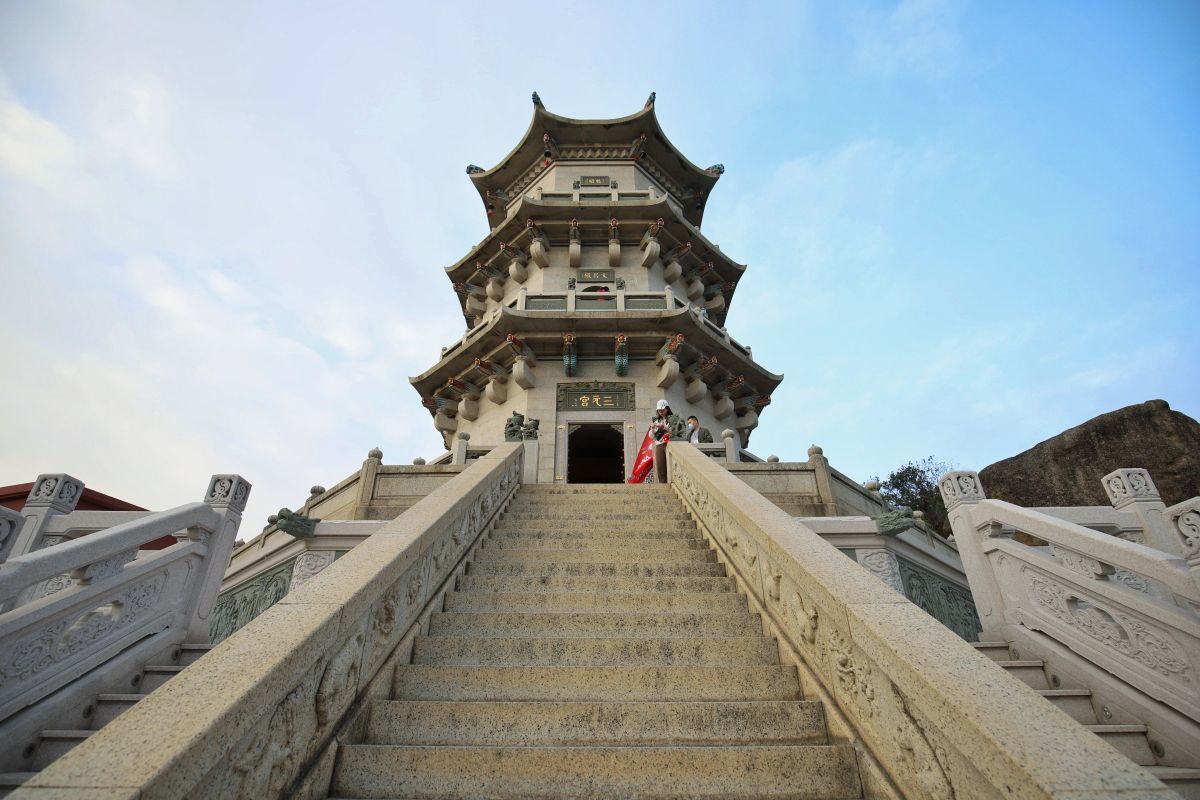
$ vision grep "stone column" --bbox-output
[721,429,739,462]
[939,471,1007,641]
[1102,468,1182,556]
[354,448,383,520]
[452,432,471,465]
[521,439,539,484]
[807,446,837,516]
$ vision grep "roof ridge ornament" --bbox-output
[532,91,543,108]
[705,164,725,176]
[645,91,656,108]
[466,164,484,175]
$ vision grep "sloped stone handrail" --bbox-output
[980,500,1198,599]
[0,475,249,727]
[666,444,1171,799]
[11,444,522,800]
[940,471,1200,727]
[0,505,218,605]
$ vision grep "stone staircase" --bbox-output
[328,483,865,799]
[972,642,1200,799]
[0,643,211,798]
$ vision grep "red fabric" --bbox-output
[628,426,667,483]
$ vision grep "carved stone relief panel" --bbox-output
[857,549,903,593]
[896,558,982,642]
[209,557,296,644]
[290,551,337,590]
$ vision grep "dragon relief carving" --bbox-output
[891,682,957,800]
[316,629,364,727]
[793,591,819,646]
[828,628,875,716]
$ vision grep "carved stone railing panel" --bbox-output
[941,472,1200,727]
[668,444,1170,800]
[15,444,523,800]
[0,475,249,725]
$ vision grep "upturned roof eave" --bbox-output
[408,305,782,400]
[467,102,719,211]
[443,195,747,283]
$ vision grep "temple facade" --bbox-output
[410,93,780,484]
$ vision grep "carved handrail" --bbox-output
[0,475,249,728]
[665,444,1167,799]
[973,499,1198,602]
[15,447,522,799]
[0,504,219,604]
[942,470,1200,730]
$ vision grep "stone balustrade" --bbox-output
[940,469,1200,763]
[0,475,249,732]
[10,444,522,800]
[666,442,1171,799]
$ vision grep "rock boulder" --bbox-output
[980,399,1200,507]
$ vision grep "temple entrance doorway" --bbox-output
[566,424,625,483]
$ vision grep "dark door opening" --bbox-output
[567,424,624,483]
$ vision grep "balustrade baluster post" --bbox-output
[939,471,1008,641]
[1102,468,1183,557]
[9,474,84,558]
[186,475,251,642]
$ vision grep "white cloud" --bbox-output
[0,77,79,191]
[851,0,966,79]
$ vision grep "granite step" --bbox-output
[411,635,778,666]
[970,641,1011,662]
[485,527,703,541]
[330,743,861,800]
[91,693,144,729]
[426,611,760,638]
[139,665,185,693]
[499,510,694,522]
[483,534,709,550]
[994,660,1050,690]
[443,590,747,613]
[455,574,736,594]
[175,643,212,667]
[1036,689,1097,724]
[1147,767,1200,800]
[0,773,35,799]
[1086,724,1156,766]
[467,560,726,578]
[517,485,674,494]
[393,665,803,702]
[472,546,716,564]
[491,518,698,533]
[30,730,92,771]
[366,700,827,747]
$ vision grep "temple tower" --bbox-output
[411,94,782,483]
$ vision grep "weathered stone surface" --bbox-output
[980,400,1200,506]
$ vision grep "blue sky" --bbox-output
[1,1,1197,531]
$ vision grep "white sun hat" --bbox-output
[656,399,668,410]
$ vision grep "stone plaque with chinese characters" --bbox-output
[557,381,634,411]
[579,268,614,283]
[579,175,609,187]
